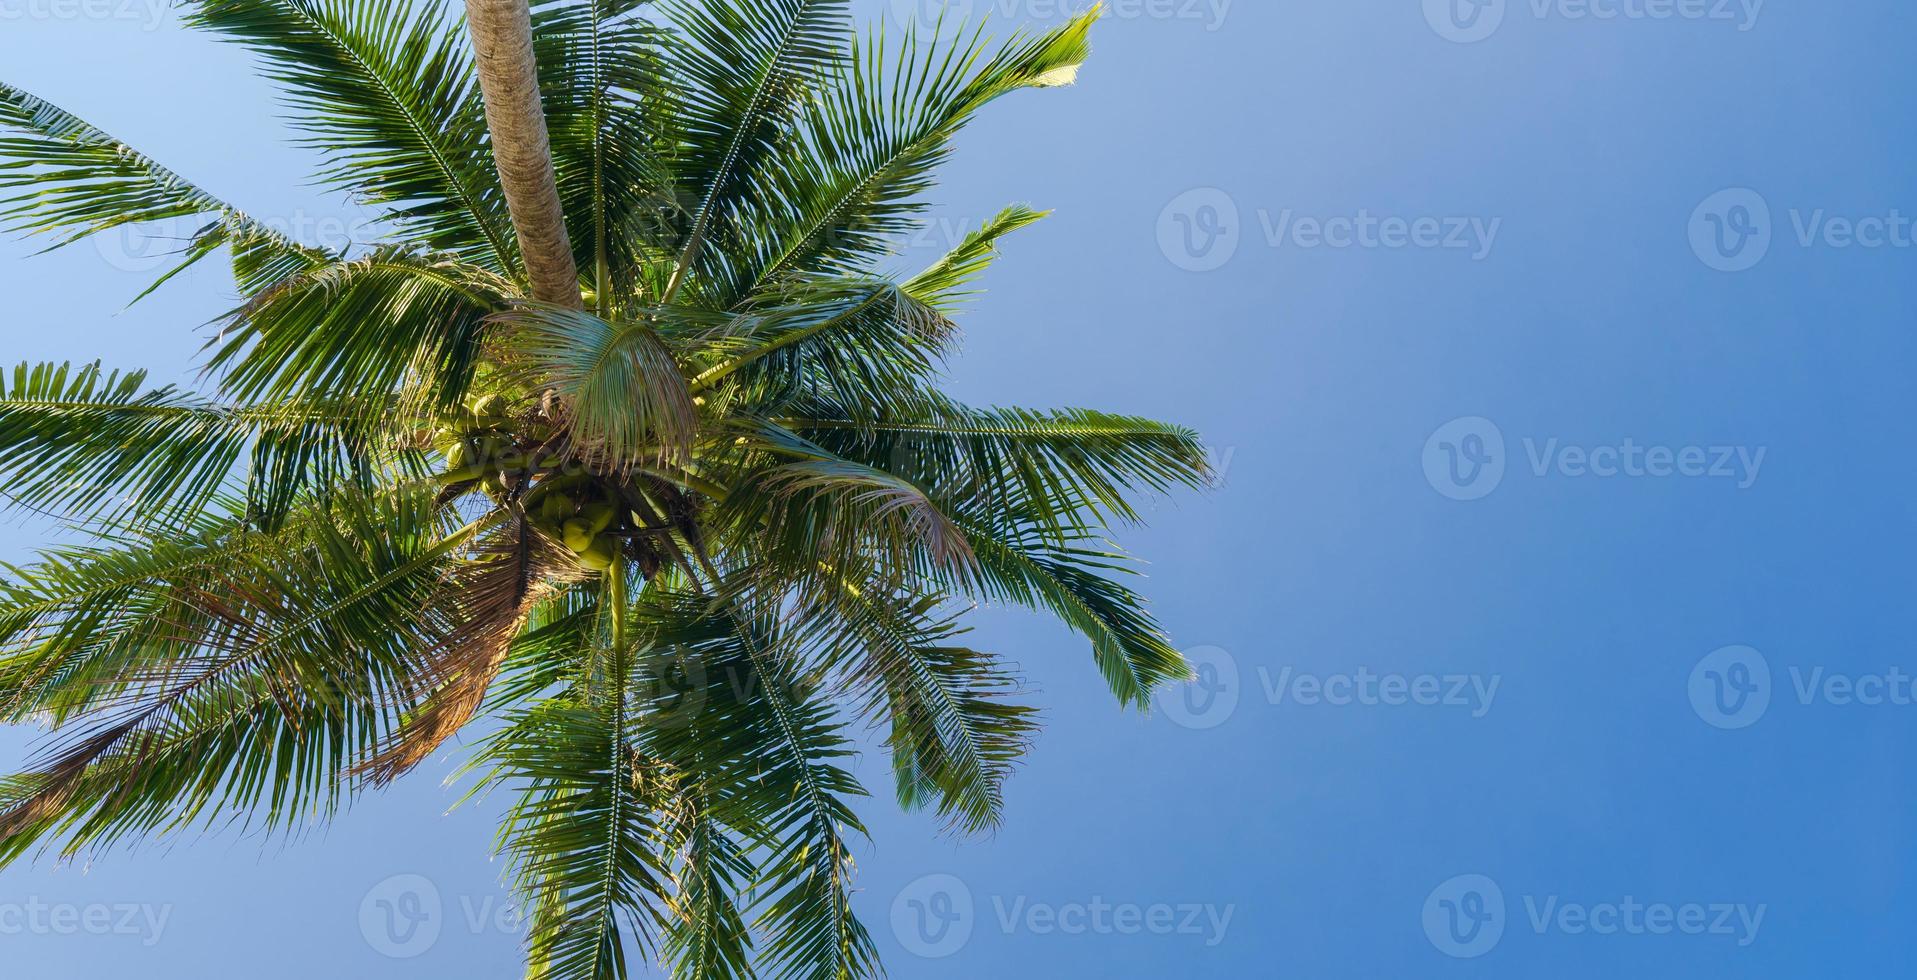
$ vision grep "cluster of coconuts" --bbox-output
[434,394,624,571]
[524,473,623,571]
[434,394,525,495]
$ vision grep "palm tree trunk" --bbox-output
[464,0,582,309]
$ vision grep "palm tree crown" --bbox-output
[0,1,1209,976]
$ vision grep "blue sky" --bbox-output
[2,0,1915,975]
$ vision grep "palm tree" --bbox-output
[0,1,1209,977]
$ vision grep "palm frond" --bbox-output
[719,422,977,592]
[0,489,466,863]
[182,0,518,270]
[531,0,674,306]
[359,515,580,784]
[781,392,1213,534]
[492,303,698,467]
[659,786,756,980]
[0,81,331,298]
[656,0,852,303]
[0,361,386,531]
[686,277,954,417]
[809,582,1035,835]
[950,518,1188,710]
[738,12,1096,296]
[633,589,877,980]
[204,248,511,412]
[480,700,672,980]
[902,204,1048,313]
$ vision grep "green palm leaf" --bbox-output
[532,0,674,306]
[812,582,1037,834]
[183,0,517,270]
[739,14,1096,295]
[0,361,382,531]
[657,0,852,304]
[0,489,466,862]
[0,82,330,298]
[634,590,877,980]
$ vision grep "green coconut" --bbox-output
[539,492,577,524]
[581,502,617,535]
[445,440,474,470]
[561,519,596,554]
[578,536,618,571]
[435,464,486,486]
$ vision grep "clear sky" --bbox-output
[3,0,1914,976]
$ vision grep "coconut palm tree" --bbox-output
[0,1,1209,976]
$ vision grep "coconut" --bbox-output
[539,493,577,524]
[579,537,618,571]
[581,502,617,535]
[562,519,596,554]
[436,464,486,486]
